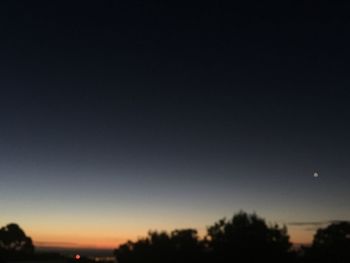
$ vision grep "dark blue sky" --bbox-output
[0,0,349,247]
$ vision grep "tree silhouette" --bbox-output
[115,211,293,263]
[206,211,293,263]
[115,229,203,263]
[0,223,34,254]
[305,221,350,263]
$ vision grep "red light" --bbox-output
[75,254,81,260]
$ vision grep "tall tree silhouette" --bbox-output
[206,211,292,263]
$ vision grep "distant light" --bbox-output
[75,254,81,260]
[313,172,319,178]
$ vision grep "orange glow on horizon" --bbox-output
[20,213,315,250]
[288,226,314,245]
[34,237,128,250]
[31,227,314,250]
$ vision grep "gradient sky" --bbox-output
[0,1,350,249]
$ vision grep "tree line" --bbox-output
[114,211,350,263]
[0,212,349,262]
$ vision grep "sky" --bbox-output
[0,1,350,249]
